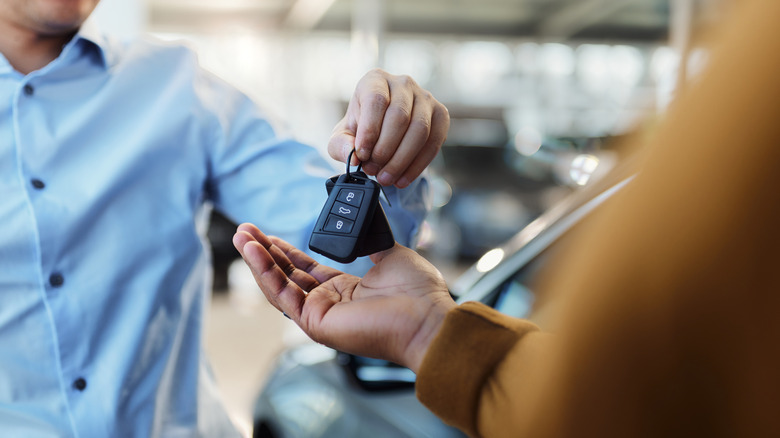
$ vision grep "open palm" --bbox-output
[233,223,455,372]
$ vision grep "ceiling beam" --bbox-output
[537,0,643,39]
[284,0,338,30]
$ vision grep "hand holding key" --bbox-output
[328,69,449,188]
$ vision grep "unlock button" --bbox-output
[324,215,354,233]
[331,201,358,220]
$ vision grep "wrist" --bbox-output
[406,297,457,373]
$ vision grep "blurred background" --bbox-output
[88,0,725,436]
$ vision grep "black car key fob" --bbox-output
[309,153,394,263]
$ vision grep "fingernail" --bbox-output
[397,177,410,188]
[357,147,370,162]
[378,171,394,185]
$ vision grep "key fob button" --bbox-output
[337,188,364,207]
[331,201,358,220]
[324,215,354,233]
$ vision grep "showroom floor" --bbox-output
[204,260,308,437]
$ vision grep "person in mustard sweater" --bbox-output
[233,1,780,436]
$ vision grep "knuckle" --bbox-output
[368,92,390,110]
[399,74,416,87]
[326,136,340,151]
[360,124,380,143]
[418,89,434,102]
[438,102,450,119]
[410,115,432,134]
[387,104,412,124]
[370,147,393,165]
[434,104,451,132]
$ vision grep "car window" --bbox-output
[485,240,561,319]
[493,280,534,318]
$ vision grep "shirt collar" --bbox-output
[0,45,15,75]
[0,20,116,76]
[0,54,12,75]
[67,19,116,70]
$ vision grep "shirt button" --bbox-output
[73,378,87,391]
[23,84,34,96]
[31,179,46,189]
[49,273,64,287]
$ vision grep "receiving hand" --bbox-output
[328,68,450,189]
[232,223,456,372]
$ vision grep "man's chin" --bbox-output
[33,21,82,38]
[27,0,96,36]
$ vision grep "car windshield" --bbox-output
[453,157,637,321]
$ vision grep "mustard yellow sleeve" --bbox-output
[420,1,780,437]
[416,302,548,437]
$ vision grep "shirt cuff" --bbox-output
[381,174,431,248]
[416,301,539,437]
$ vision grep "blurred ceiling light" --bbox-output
[569,154,600,186]
[540,43,575,77]
[447,118,508,148]
[452,41,513,93]
[576,43,610,91]
[476,248,505,273]
[650,46,678,84]
[515,42,539,75]
[384,40,436,87]
[651,46,679,110]
[300,36,351,98]
[513,126,543,156]
[609,45,644,87]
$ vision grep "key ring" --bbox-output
[346,148,363,179]
[345,148,390,206]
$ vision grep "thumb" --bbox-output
[327,128,359,166]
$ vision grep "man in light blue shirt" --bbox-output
[0,0,450,436]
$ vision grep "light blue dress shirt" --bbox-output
[0,24,429,437]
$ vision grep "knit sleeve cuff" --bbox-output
[415,301,539,437]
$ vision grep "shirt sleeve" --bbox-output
[196,69,430,272]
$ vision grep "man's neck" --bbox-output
[0,21,75,75]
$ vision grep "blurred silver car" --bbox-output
[251,165,633,438]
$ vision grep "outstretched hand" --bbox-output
[232,223,456,372]
[328,68,449,189]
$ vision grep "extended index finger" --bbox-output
[269,236,343,285]
[234,234,307,321]
[236,222,327,289]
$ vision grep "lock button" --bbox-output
[324,215,354,233]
